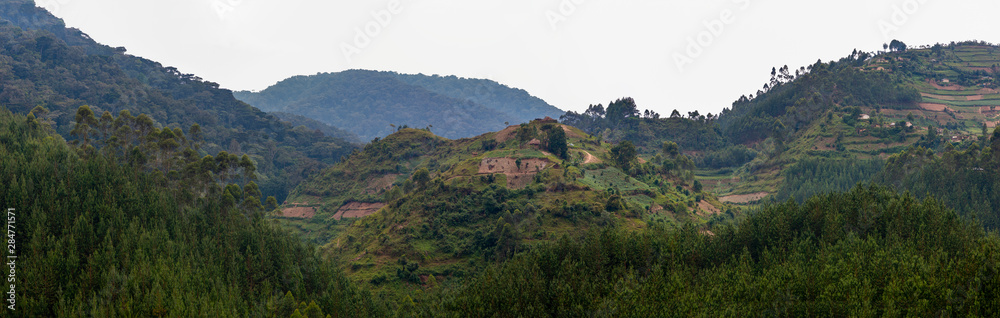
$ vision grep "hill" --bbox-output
[270,119,730,293]
[573,42,1000,203]
[0,0,357,202]
[233,70,563,141]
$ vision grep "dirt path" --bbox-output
[719,192,769,204]
[582,151,601,164]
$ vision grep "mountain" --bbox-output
[390,72,565,124]
[233,70,564,141]
[0,0,357,202]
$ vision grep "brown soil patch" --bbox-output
[979,88,998,94]
[637,157,647,164]
[929,79,963,91]
[988,121,998,129]
[919,103,950,112]
[333,202,386,220]
[478,157,549,189]
[494,125,519,143]
[281,206,316,218]
[719,192,769,204]
[697,200,721,216]
[582,151,601,164]
[967,95,984,101]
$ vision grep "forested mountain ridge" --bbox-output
[233,70,563,140]
[0,0,357,203]
[391,72,564,124]
[563,42,1000,202]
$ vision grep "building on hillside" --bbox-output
[859,114,871,120]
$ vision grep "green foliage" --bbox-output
[879,132,1000,228]
[775,158,886,203]
[0,108,385,316]
[545,126,568,159]
[609,140,637,172]
[426,185,1000,316]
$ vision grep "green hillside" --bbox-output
[234,70,563,141]
[630,42,1000,202]
[274,119,730,294]
[0,1,357,203]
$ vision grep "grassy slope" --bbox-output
[273,121,729,298]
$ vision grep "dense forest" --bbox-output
[878,128,1000,228]
[0,108,385,317]
[0,1,357,203]
[418,185,1000,316]
[234,70,563,140]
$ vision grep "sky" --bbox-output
[36,0,1000,116]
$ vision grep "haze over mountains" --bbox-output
[5,0,1000,316]
[234,70,564,140]
[0,0,357,202]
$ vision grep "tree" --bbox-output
[546,127,568,159]
[662,141,680,158]
[609,141,637,172]
[412,167,430,188]
[889,39,907,52]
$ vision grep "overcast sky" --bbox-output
[38,0,1000,115]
